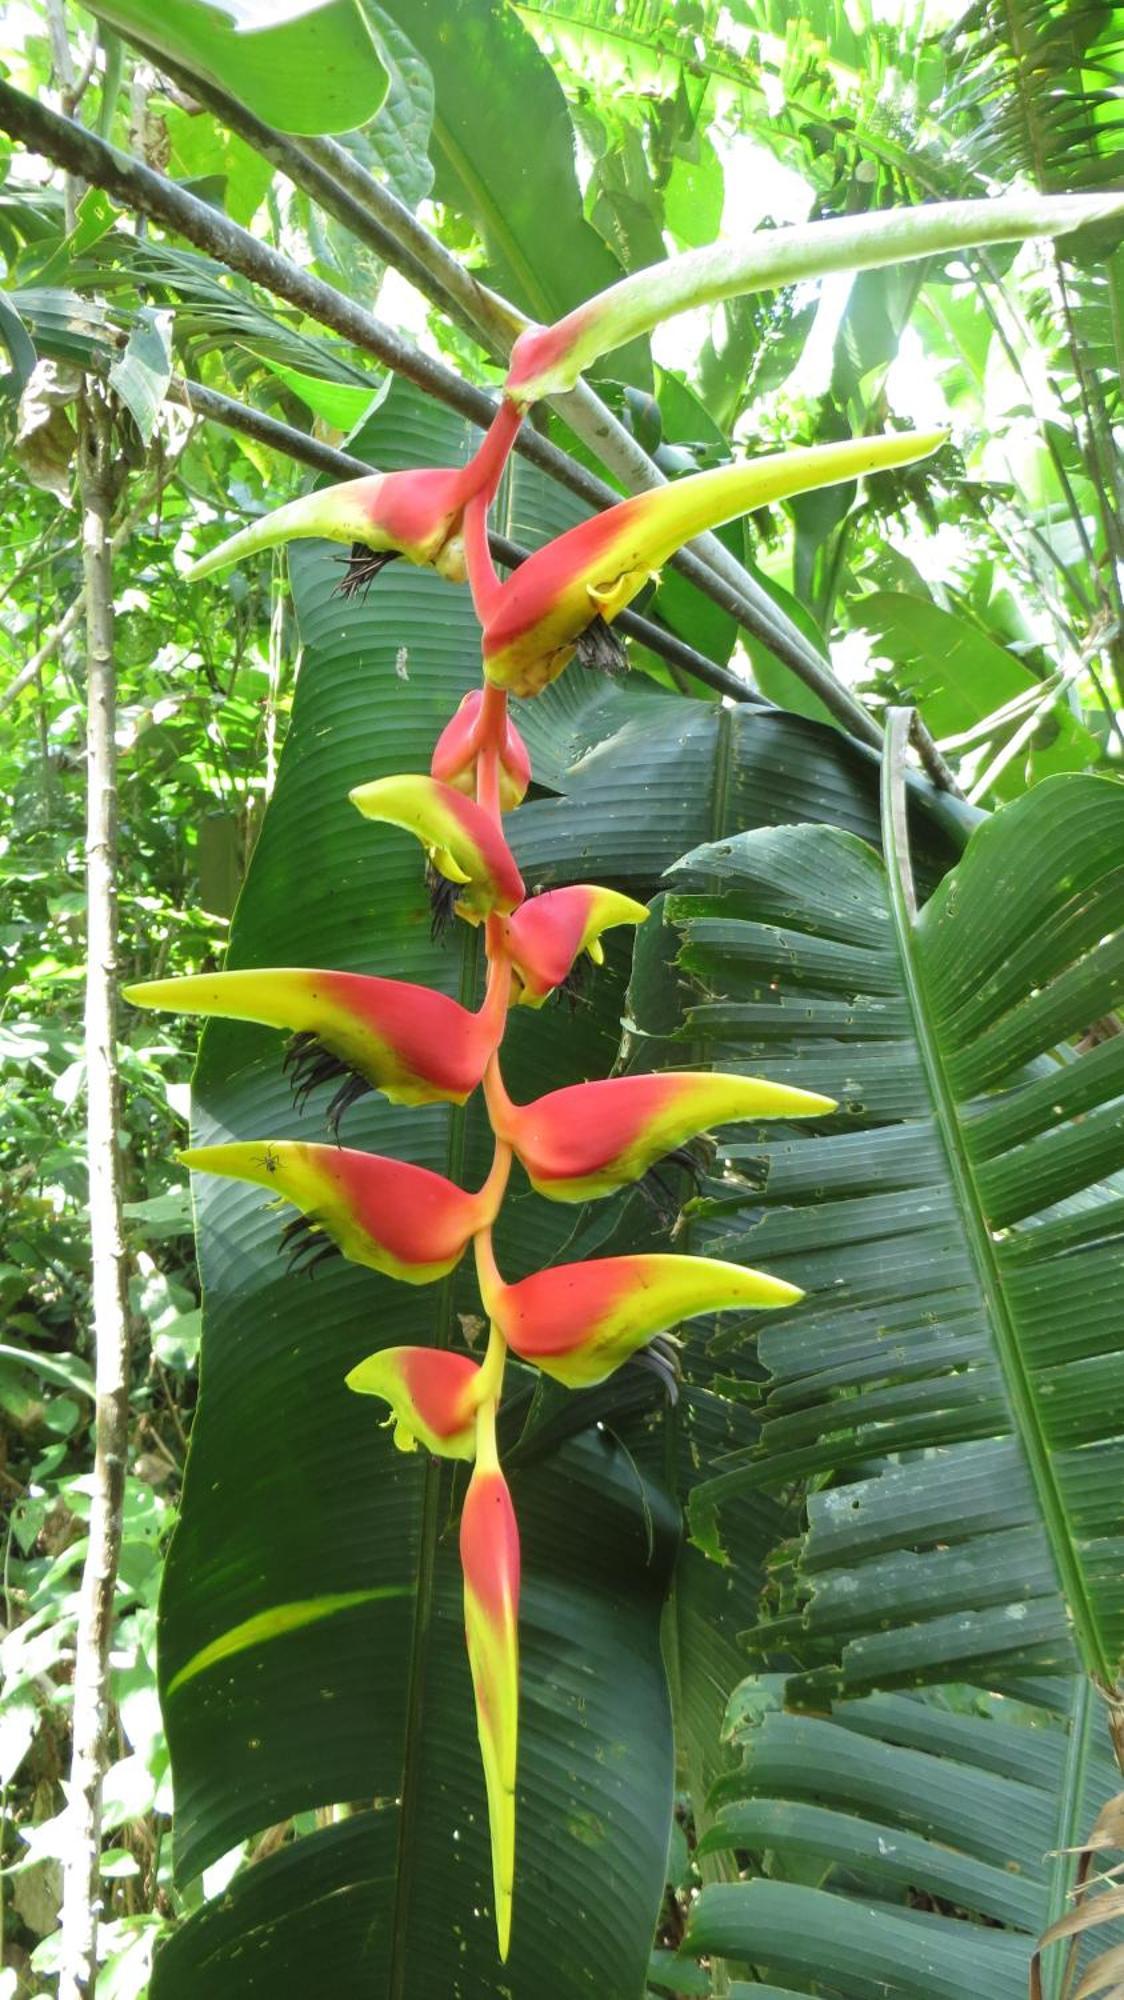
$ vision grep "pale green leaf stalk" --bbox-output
[504,191,1124,405]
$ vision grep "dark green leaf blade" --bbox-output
[152,383,676,1999]
[92,0,388,136]
[666,776,1124,1702]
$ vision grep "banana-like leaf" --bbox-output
[641,762,1124,1706]
[683,1676,1124,1999]
[509,685,975,895]
[91,0,388,136]
[149,385,680,1999]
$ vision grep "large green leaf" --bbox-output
[151,384,678,1999]
[650,767,1124,1703]
[685,1677,1124,2000]
[373,0,649,381]
[92,0,388,136]
[850,589,1040,739]
[509,692,975,893]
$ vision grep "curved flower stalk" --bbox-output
[500,885,650,1005]
[345,1347,485,1458]
[481,432,946,695]
[486,1069,837,1201]
[178,1142,501,1284]
[124,965,509,1120]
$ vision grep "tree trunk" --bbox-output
[58,384,131,2000]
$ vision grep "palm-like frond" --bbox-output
[939,0,1124,417]
[684,1675,1124,1999]
[626,762,1124,1707]
[941,0,1124,195]
[81,236,378,391]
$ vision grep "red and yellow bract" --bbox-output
[460,1408,520,1962]
[124,966,507,1108]
[431,688,531,810]
[481,433,946,696]
[500,884,649,1006]
[487,1069,837,1200]
[178,1141,498,1284]
[481,1251,802,1388]
[349,773,525,921]
[346,1347,485,1459]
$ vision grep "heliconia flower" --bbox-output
[487,1070,837,1202]
[122,966,507,1125]
[184,400,525,589]
[480,433,946,696]
[177,1141,497,1285]
[502,194,1124,405]
[430,689,532,811]
[499,885,649,1006]
[481,1252,802,1388]
[349,775,525,923]
[460,1414,520,1962]
[184,465,474,586]
[345,1345,485,1458]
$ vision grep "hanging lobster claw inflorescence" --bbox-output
[142,289,951,1958]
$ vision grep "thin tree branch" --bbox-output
[58,380,131,2000]
[1,591,86,715]
[0,80,881,745]
[1,442,190,716]
[111,31,522,361]
[909,710,961,794]
[163,374,766,706]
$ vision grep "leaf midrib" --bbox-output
[432,113,555,326]
[879,746,1115,1693]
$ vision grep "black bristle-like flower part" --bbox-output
[637,1139,712,1230]
[279,1210,341,1279]
[325,1071,373,1142]
[575,615,628,678]
[554,954,593,1012]
[425,863,458,940]
[283,1032,372,1135]
[333,543,401,601]
[627,1333,682,1405]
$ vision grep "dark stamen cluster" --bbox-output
[627,1333,681,1405]
[575,615,628,677]
[283,1032,372,1139]
[334,543,402,601]
[638,1140,712,1229]
[425,863,458,940]
[279,1210,341,1278]
[555,955,592,1012]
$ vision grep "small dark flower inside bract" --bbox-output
[574,614,628,677]
[335,543,402,601]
